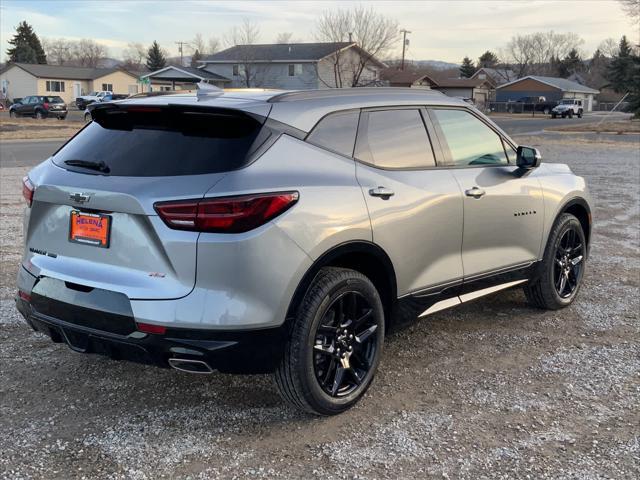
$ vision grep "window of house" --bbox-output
[232,64,239,76]
[431,109,508,166]
[288,64,303,76]
[102,83,113,91]
[355,109,436,169]
[307,110,360,157]
[46,80,65,92]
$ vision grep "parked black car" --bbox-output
[509,96,558,114]
[9,96,67,119]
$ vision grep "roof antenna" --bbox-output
[196,81,224,100]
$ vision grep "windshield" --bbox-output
[52,106,268,177]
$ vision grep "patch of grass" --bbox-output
[545,120,640,134]
[0,116,84,140]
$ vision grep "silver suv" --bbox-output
[16,88,591,415]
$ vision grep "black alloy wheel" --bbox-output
[312,291,379,398]
[553,226,584,299]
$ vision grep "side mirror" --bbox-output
[516,146,542,169]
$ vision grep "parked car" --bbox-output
[552,99,584,118]
[15,89,592,415]
[75,91,113,109]
[9,95,67,119]
[83,94,129,122]
[510,96,558,114]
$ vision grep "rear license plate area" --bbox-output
[69,211,111,248]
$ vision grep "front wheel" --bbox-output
[274,267,385,415]
[9,109,16,118]
[524,213,586,310]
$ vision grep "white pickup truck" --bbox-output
[551,99,584,118]
[75,91,112,109]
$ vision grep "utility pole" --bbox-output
[175,41,189,66]
[400,29,411,70]
[348,32,353,43]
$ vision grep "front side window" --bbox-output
[46,80,65,92]
[355,109,436,169]
[431,109,508,166]
[288,64,303,76]
[307,110,359,157]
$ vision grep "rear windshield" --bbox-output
[45,96,64,103]
[52,106,268,176]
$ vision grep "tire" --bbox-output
[551,113,556,119]
[58,115,66,120]
[35,110,44,119]
[568,110,573,119]
[274,267,385,415]
[543,108,550,115]
[524,213,586,310]
[9,109,16,118]
[577,109,583,118]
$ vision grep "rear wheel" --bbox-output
[551,113,557,119]
[524,213,586,310]
[568,110,574,119]
[35,110,44,119]
[274,267,385,415]
[577,109,583,118]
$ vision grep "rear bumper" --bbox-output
[15,294,286,374]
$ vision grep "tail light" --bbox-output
[43,102,49,110]
[136,322,166,335]
[22,176,34,207]
[154,191,299,233]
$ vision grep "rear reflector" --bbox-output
[17,290,31,302]
[137,322,167,335]
[22,176,34,207]
[154,191,299,233]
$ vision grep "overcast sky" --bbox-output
[1,0,636,64]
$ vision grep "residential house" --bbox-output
[380,68,493,108]
[470,67,517,87]
[0,63,141,104]
[198,42,387,89]
[496,75,600,111]
[140,65,231,91]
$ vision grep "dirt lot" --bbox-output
[0,133,638,479]
[0,116,84,141]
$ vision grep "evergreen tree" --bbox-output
[145,41,166,71]
[477,50,499,69]
[190,49,203,68]
[459,56,476,78]
[608,36,633,92]
[6,21,46,64]
[559,48,583,77]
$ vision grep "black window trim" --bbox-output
[426,106,517,169]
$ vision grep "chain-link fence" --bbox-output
[488,102,555,116]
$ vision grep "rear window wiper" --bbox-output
[64,159,111,174]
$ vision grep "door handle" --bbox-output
[369,186,395,199]
[465,187,486,198]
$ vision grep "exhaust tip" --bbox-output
[168,358,213,374]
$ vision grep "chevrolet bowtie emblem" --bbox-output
[69,192,91,204]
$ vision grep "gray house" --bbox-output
[496,76,600,111]
[198,42,387,90]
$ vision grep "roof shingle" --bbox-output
[201,42,355,62]
[1,62,137,80]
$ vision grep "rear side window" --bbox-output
[52,107,267,176]
[306,110,359,157]
[355,109,436,169]
[431,109,508,166]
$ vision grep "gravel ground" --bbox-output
[0,133,638,479]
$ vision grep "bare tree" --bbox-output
[69,39,107,67]
[275,32,294,44]
[224,19,262,87]
[42,38,72,65]
[316,6,397,87]
[619,0,640,23]
[598,38,620,58]
[503,31,584,77]
[207,37,220,55]
[122,42,146,70]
